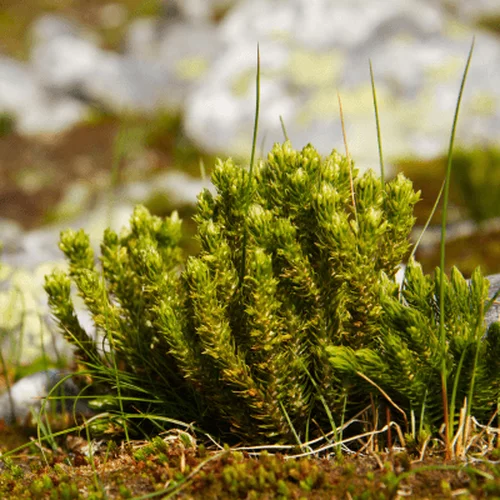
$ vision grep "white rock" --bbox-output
[126,18,221,107]
[31,14,83,46]
[31,15,170,113]
[184,0,500,171]
[32,34,103,92]
[443,0,500,22]
[125,17,161,60]
[184,39,295,155]
[219,0,442,49]
[0,370,90,425]
[0,57,86,135]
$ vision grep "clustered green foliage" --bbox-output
[44,141,499,444]
[329,260,500,432]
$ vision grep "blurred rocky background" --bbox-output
[0,0,499,368]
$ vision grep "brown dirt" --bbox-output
[0,426,499,499]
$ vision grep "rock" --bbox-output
[443,0,500,22]
[184,0,500,172]
[121,170,214,207]
[125,17,162,60]
[9,1,499,152]
[0,218,23,254]
[0,262,75,365]
[184,39,296,160]
[33,13,221,114]
[485,274,500,332]
[31,15,168,113]
[0,369,92,425]
[0,57,85,135]
[125,18,221,107]
[31,14,85,46]
[218,0,443,50]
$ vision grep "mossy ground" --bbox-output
[1,426,500,499]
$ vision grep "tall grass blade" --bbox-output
[249,44,261,179]
[369,60,385,187]
[409,179,445,262]
[240,44,261,282]
[466,292,484,419]
[438,37,475,458]
[279,115,289,141]
[102,276,130,443]
[337,91,357,217]
[449,348,468,440]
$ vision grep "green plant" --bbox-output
[328,259,500,433]
[44,140,419,444]
[326,42,500,459]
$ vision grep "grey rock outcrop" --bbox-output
[0,57,85,135]
[0,1,498,164]
[0,369,91,425]
[32,16,170,113]
[184,0,500,172]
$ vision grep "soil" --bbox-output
[1,424,499,499]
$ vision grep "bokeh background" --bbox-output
[0,0,499,368]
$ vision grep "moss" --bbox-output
[0,440,500,498]
[45,141,421,444]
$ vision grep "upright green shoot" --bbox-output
[240,44,261,283]
[279,115,289,142]
[104,280,131,444]
[439,38,475,458]
[369,60,385,187]
[337,91,357,218]
[248,44,261,180]
[409,180,445,261]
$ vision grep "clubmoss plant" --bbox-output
[328,259,500,434]
[44,140,419,443]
